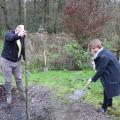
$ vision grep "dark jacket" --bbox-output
[92,48,120,98]
[1,30,25,62]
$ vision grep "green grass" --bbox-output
[0,40,3,53]
[28,70,94,98]
[0,70,120,119]
[27,70,120,119]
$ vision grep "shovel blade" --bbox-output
[68,89,86,100]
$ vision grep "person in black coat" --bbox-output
[88,39,120,114]
[1,25,27,105]
[1,28,26,62]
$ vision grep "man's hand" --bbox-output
[18,31,25,37]
[18,31,27,37]
[23,31,27,37]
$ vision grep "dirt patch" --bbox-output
[54,102,114,120]
[0,85,115,120]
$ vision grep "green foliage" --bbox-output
[103,40,113,49]
[0,26,5,40]
[28,58,45,72]
[0,40,3,54]
[64,40,91,70]
[48,52,61,70]
[47,21,57,34]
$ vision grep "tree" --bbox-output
[42,0,49,29]
[18,0,22,24]
[64,0,110,45]
[53,0,65,33]
[0,0,9,29]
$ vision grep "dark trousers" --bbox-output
[102,90,112,111]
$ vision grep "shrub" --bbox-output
[28,58,45,72]
[64,40,91,70]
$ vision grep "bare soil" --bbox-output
[0,85,115,120]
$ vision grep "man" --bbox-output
[1,25,27,105]
[88,39,120,114]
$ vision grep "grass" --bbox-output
[27,70,94,98]
[0,40,3,53]
[26,70,120,120]
[0,40,3,46]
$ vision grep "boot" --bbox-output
[6,93,12,105]
[16,81,26,101]
[5,83,12,105]
[98,107,106,114]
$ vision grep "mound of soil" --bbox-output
[0,85,115,120]
[54,102,114,120]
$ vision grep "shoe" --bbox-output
[6,93,12,105]
[4,83,12,105]
[108,103,112,107]
[98,108,106,114]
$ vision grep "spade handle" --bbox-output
[82,79,92,91]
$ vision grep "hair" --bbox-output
[15,25,25,31]
[88,39,103,50]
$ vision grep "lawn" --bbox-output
[0,40,3,54]
[25,70,120,119]
[27,70,95,98]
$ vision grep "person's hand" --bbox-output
[88,78,92,83]
[23,31,27,37]
[18,30,28,37]
[18,31,25,37]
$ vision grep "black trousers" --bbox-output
[102,90,112,110]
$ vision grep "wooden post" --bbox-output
[43,32,48,72]
[24,0,27,27]
[23,0,29,120]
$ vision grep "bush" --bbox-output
[48,52,62,70]
[64,40,91,70]
[0,26,6,40]
[28,58,45,72]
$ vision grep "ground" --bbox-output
[0,85,115,120]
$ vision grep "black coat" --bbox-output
[1,30,25,62]
[92,48,120,98]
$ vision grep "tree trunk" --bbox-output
[43,0,49,29]
[2,7,9,29]
[53,0,58,34]
[0,0,9,29]
[18,0,22,24]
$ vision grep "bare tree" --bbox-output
[0,0,9,29]
[18,0,22,24]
